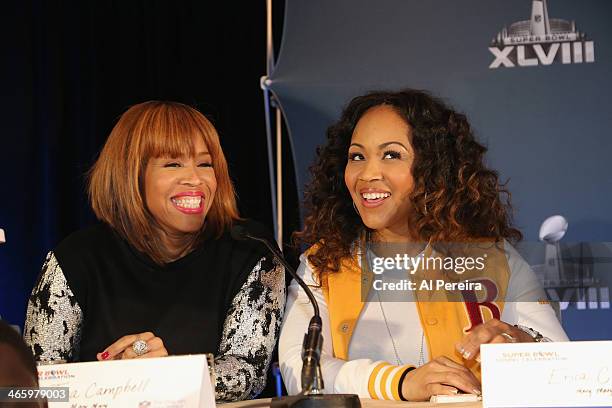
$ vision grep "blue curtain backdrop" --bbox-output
[268,0,612,339]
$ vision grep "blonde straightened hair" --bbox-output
[88,100,239,264]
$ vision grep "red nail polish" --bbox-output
[101,351,110,360]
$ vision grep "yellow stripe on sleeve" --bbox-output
[367,362,391,399]
[391,365,415,400]
[368,363,416,400]
[378,365,394,400]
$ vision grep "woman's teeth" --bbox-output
[172,197,202,208]
[362,192,391,200]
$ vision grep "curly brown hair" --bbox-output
[295,89,522,280]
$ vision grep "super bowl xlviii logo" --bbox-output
[489,0,594,69]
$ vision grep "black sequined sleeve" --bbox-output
[214,255,285,402]
[23,251,83,362]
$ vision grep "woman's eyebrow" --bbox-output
[195,151,211,156]
[379,141,409,150]
[349,143,364,148]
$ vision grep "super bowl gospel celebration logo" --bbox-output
[489,0,595,68]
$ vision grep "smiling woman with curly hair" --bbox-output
[297,89,522,276]
[279,89,567,401]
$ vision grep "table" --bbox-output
[222,397,481,408]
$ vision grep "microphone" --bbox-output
[231,226,323,389]
[231,225,360,408]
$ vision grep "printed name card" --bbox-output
[481,341,612,408]
[38,354,215,408]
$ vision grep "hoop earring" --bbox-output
[353,201,360,215]
[423,192,428,215]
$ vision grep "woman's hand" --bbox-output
[400,356,481,401]
[96,332,168,360]
[455,318,533,362]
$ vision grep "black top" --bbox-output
[53,221,269,359]
[24,220,285,401]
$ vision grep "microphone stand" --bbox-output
[232,227,360,408]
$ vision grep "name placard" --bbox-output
[481,341,612,408]
[38,354,215,408]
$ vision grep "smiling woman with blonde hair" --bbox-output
[88,101,240,264]
[24,101,285,402]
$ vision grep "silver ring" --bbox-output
[132,340,149,356]
[501,332,517,343]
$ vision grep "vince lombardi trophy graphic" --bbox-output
[539,215,568,284]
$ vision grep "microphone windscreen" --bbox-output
[230,225,249,241]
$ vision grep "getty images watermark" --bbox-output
[359,240,611,310]
[360,242,530,303]
[369,251,487,292]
